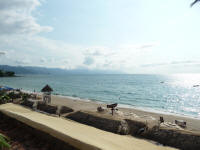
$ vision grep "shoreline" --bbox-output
[13,89,200,132]
[50,94,200,132]
[3,82,200,120]
[54,94,200,120]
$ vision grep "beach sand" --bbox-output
[51,95,200,132]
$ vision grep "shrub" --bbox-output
[0,91,5,97]
[0,95,10,104]
[22,93,29,102]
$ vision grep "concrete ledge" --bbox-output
[0,112,78,150]
[0,103,175,150]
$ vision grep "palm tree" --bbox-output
[0,133,10,150]
[191,0,200,7]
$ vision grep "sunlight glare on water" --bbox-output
[170,74,200,89]
[167,74,200,117]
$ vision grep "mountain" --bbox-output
[0,65,122,75]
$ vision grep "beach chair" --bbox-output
[97,106,104,112]
[175,120,187,128]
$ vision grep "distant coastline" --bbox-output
[0,70,16,77]
[0,75,21,78]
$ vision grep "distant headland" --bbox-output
[0,70,15,77]
[0,65,123,75]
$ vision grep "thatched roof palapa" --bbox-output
[41,84,53,92]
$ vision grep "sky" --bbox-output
[0,0,200,74]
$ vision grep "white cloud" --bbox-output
[0,25,159,73]
[40,57,46,63]
[81,43,158,71]
[83,56,95,65]
[0,35,83,68]
[14,59,31,65]
[0,0,52,35]
[141,60,200,68]
[0,0,161,73]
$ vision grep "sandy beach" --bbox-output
[51,95,200,132]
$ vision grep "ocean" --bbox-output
[1,74,200,118]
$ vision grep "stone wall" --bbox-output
[37,102,58,114]
[66,111,200,150]
[59,106,74,115]
[20,100,34,109]
[20,101,74,116]
[66,111,129,135]
[143,126,200,150]
[125,119,147,136]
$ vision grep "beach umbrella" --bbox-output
[41,84,53,92]
[0,86,14,91]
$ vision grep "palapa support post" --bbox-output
[111,108,114,115]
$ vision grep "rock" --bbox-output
[20,100,34,109]
[118,120,129,135]
[175,120,187,128]
[143,126,200,150]
[125,119,147,135]
[97,106,103,112]
[59,106,74,115]
[97,106,107,112]
[37,102,57,114]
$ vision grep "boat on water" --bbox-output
[193,85,200,87]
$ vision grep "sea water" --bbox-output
[1,74,200,118]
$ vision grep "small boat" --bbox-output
[160,81,164,84]
[193,85,200,87]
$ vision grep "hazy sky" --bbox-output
[0,0,200,74]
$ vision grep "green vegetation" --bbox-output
[22,93,29,102]
[0,70,15,77]
[0,95,10,104]
[0,90,31,105]
[0,91,10,104]
[0,133,10,150]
